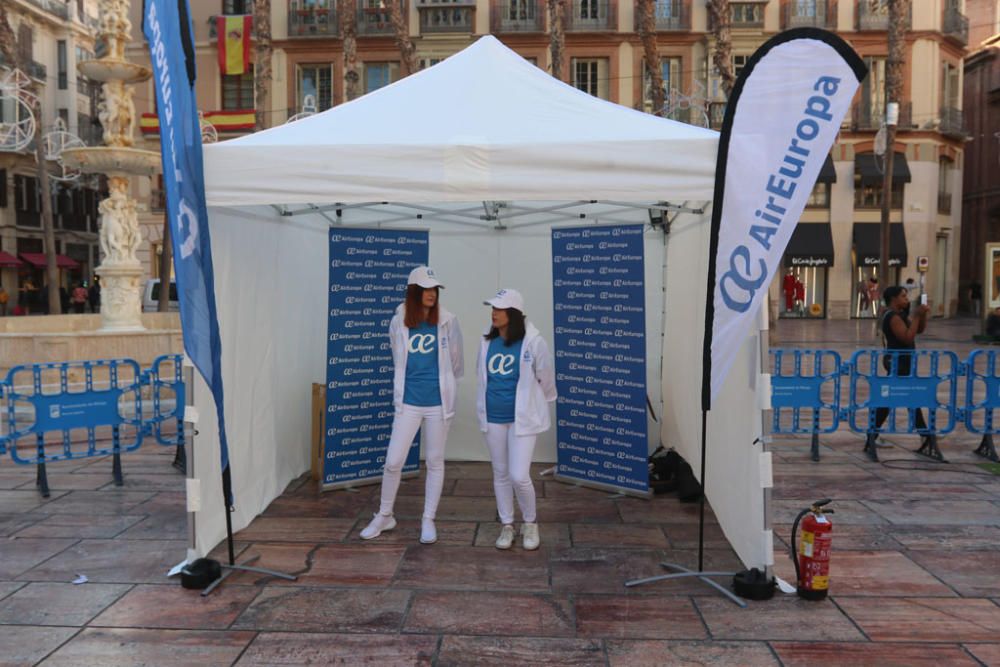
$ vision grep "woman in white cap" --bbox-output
[361,266,464,544]
[476,288,557,550]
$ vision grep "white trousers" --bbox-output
[485,423,538,524]
[379,404,450,520]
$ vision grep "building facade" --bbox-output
[122,0,969,319]
[0,0,103,311]
[959,0,999,316]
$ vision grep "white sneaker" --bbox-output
[495,524,515,550]
[521,522,540,551]
[360,513,396,540]
[420,518,437,545]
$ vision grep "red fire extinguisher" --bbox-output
[791,498,834,600]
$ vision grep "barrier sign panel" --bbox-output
[323,229,428,488]
[551,224,649,496]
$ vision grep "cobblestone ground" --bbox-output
[0,316,998,665]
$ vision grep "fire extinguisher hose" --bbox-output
[790,507,811,586]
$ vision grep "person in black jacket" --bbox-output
[863,286,932,461]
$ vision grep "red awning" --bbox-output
[0,251,23,267]
[19,253,81,270]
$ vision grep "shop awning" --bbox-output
[0,251,23,267]
[852,222,908,267]
[784,223,834,267]
[19,253,81,270]
[817,154,836,183]
[855,153,911,186]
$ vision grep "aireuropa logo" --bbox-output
[487,353,516,375]
[408,333,435,354]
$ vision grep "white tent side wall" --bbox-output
[193,205,669,555]
[193,203,771,571]
[661,212,770,569]
[193,205,327,556]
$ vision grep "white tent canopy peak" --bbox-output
[203,35,719,207]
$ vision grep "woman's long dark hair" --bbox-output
[404,285,439,328]
[484,308,526,345]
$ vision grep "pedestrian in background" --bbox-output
[71,282,88,314]
[864,285,932,461]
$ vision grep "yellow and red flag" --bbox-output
[217,15,252,75]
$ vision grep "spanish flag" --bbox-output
[217,15,252,75]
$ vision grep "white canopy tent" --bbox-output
[195,36,772,571]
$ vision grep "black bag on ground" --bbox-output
[648,446,681,495]
[675,458,703,503]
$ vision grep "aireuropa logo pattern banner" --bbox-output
[324,229,429,487]
[551,224,649,495]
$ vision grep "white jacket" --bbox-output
[389,304,464,420]
[476,321,557,436]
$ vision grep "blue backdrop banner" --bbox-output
[551,224,649,496]
[323,229,429,488]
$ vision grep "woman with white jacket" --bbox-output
[477,288,557,550]
[361,266,464,545]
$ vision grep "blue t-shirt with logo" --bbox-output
[404,322,441,407]
[486,337,522,424]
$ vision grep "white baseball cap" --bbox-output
[407,266,444,289]
[484,288,525,312]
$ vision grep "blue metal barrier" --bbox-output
[848,349,959,436]
[770,349,841,461]
[0,355,186,495]
[965,349,1000,461]
[148,354,185,447]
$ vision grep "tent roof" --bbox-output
[203,36,718,207]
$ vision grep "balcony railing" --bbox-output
[27,60,47,82]
[633,0,690,31]
[783,1,835,29]
[26,0,69,20]
[856,0,910,31]
[937,191,952,214]
[418,1,475,33]
[357,1,403,36]
[939,106,965,138]
[942,4,968,45]
[151,189,166,212]
[565,0,616,31]
[288,0,339,37]
[492,0,545,32]
[209,15,257,40]
[851,100,912,131]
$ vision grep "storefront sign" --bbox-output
[323,229,428,489]
[789,256,830,267]
[551,224,649,496]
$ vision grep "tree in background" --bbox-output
[342,0,359,100]
[254,0,272,130]
[637,0,664,114]
[547,0,566,80]
[707,0,734,99]
[387,1,418,76]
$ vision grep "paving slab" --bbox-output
[39,628,255,667]
[235,632,437,666]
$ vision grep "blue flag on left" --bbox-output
[142,0,232,501]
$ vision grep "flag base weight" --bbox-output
[200,554,297,597]
[625,562,745,608]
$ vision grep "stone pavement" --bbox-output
[0,316,998,665]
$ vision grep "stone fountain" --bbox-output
[61,0,160,332]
